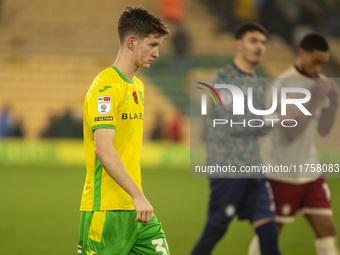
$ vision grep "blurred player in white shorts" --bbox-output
[249,33,339,255]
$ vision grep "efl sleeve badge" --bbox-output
[97,96,111,115]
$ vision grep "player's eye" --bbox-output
[250,38,257,44]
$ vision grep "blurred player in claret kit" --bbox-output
[77,6,170,255]
[191,22,281,255]
[249,34,339,255]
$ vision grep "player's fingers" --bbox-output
[148,211,153,223]
[141,210,147,222]
[144,209,154,226]
[135,210,142,222]
[135,210,144,224]
[142,211,151,226]
[142,211,150,226]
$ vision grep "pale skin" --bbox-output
[94,33,162,226]
[233,31,274,228]
[276,48,338,238]
[234,31,266,73]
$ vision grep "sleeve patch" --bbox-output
[97,96,111,115]
[94,116,113,121]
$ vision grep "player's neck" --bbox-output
[295,60,318,78]
[113,50,138,80]
[233,57,255,74]
[295,59,304,72]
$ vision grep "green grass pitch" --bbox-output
[1,165,340,254]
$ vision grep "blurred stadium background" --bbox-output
[0,0,340,254]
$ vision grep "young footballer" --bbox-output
[191,22,280,255]
[77,6,170,255]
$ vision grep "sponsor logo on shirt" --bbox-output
[122,112,143,120]
[99,86,112,92]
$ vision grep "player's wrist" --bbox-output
[130,188,144,200]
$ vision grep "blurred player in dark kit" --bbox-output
[191,22,280,255]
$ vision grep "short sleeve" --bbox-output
[86,84,121,132]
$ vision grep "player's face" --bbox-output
[298,49,329,77]
[134,34,162,69]
[237,31,266,65]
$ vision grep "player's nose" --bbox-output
[152,48,159,58]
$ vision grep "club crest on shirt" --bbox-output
[97,96,111,115]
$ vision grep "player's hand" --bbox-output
[327,79,339,107]
[312,79,331,106]
[132,194,154,226]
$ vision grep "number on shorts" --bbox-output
[152,238,168,255]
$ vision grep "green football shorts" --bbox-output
[77,210,170,255]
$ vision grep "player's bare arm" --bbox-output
[94,128,153,225]
[318,79,339,136]
[281,79,331,142]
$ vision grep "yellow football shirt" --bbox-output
[80,66,144,211]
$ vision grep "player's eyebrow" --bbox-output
[250,37,266,44]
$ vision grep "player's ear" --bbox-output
[234,39,241,51]
[127,35,136,50]
[297,48,304,58]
